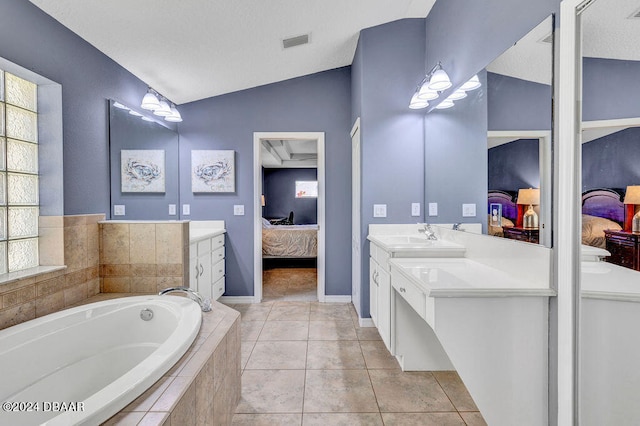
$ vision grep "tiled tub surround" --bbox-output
[100,220,190,294]
[0,214,104,330]
[101,295,242,425]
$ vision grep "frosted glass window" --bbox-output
[6,73,37,112]
[0,174,5,206]
[8,238,38,271]
[8,207,38,239]
[0,103,4,137]
[0,138,5,171]
[8,173,38,205]
[0,208,6,240]
[0,242,6,274]
[0,70,3,102]
[7,139,37,173]
[6,105,37,143]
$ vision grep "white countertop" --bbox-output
[389,258,556,298]
[190,228,225,242]
[581,261,640,302]
[367,234,466,257]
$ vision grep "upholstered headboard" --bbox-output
[581,188,625,226]
[488,189,518,221]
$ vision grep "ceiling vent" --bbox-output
[283,34,310,49]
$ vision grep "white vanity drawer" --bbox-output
[212,246,225,263]
[212,258,225,283]
[197,238,211,254]
[212,277,225,300]
[392,272,426,321]
[211,234,225,250]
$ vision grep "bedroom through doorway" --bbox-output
[253,132,325,303]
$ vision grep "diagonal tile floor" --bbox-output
[228,301,487,426]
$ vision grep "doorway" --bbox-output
[253,132,325,303]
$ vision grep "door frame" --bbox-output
[351,118,362,317]
[253,132,326,303]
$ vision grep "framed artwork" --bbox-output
[490,203,502,227]
[295,181,318,198]
[192,150,235,193]
[121,149,165,192]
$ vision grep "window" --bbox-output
[295,180,318,198]
[0,69,39,273]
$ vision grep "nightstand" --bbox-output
[604,230,640,271]
[502,226,539,244]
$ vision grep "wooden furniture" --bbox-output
[503,226,539,244]
[604,230,640,271]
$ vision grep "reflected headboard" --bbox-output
[581,188,625,226]
[488,189,518,222]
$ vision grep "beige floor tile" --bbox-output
[309,303,353,320]
[433,371,479,411]
[246,341,308,370]
[306,340,366,370]
[232,413,303,425]
[359,340,400,369]
[381,412,466,425]
[241,341,256,371]
[308,320,357,340]
[356,326,382,341]
[236,369,305,414]
[268,302,311,321]
[241,320,265,341]
[459,411,488,426]
[303,369,378,413]
[369,370,455,413]
[234,303,273,321]
[302,412,383,425]
[259,320,309,341]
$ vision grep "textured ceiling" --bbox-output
[29,0,435,105]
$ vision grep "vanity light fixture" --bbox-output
[141,87,183,122]
[518,188,540,229]
[409,62,450,109]
[623,185,640,232]
[427,64,452,91]
[128,110,143,117]
[409,93,430,109]
[460,74,482,91]
[141,88,161,110]
[153,98,173,117]
[447,89,468,101]
[165,103,183,122]
[435,99,455,109]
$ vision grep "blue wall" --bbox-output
[0,2,152,216]
[263,168,318,224]
[582,128,640,191]
[583,58,640,121]
[354,19,426,317]
[489,139,540,191]
[178,68,352,297]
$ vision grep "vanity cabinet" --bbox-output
[369,243,392,353]
[190,232,226,300]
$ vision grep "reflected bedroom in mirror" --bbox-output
[486,16,553,247]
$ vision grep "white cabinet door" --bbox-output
[197,253,212,300]
[189,243,198,290]
[369,257,378,326]
[377,266,392,353]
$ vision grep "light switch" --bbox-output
[428,202,438,217]
[182,204,191,215]
[373,204,387,218]
[234,205,245,216]
[411,203,420,217]
[114,205,125,216]
[169,204,176,215]
[462,203,476,217]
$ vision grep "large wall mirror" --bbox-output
[578,0,640,423]
[108,100,180,219]
[485,16,553,247]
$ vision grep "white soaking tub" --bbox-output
[0,295,202,426]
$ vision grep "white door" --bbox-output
[351,119,362,316]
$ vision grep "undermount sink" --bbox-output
[367,234,466,257]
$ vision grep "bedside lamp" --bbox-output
[517,188,540,229]
[624,185,640,233]
[261,195,266,207]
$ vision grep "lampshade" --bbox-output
[128,110,143,117]
[165,104,183,122]
[113,101,129,110]
[624,185,640,204]
[141,90,160,110]
[409,93,429,109]
[435,99,455,109]
[153,99,173,117]
[447,89,467,101]
[417,85,439,101]
[460,74,481,91]
[517,188,540,205]
[427,69,452,91]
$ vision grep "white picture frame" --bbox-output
[191,150,235,193]
[121,149,165,193]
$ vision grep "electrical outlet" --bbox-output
[428,202,438,216]
[411,203,420,217]
[114,205,125,216]
[234,205,245,216]
[462,203,476,217]
[373,204,387,218]
[169,204,176,215]
[182,204,191,215]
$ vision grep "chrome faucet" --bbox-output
[453,223,464,231]
[159,287,212,312]
[418,223,438,240]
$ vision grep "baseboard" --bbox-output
[358,317,375,328]
[218,296,256,304]
[323,295,352,303]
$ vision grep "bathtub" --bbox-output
[0,295,202,426]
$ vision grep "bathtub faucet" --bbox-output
[418,223,438,240]
[159,287,212,312]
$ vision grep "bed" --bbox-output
[581,188,624,248]
[262,218,318,258]
[487,190,518,237]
